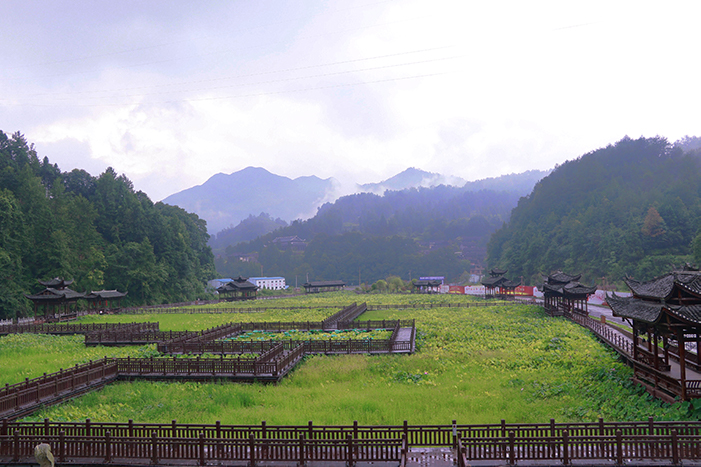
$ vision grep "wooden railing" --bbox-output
[459,428,701,465]
[0,430,407,466]
[0,322,149,336]
[0,360,118,419]
[5,418,701,465]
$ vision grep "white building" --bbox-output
[248,276,287,290]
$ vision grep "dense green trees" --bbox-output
[487,136,701,286]
[0,131,215,319]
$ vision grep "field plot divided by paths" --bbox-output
[0,293,695,427]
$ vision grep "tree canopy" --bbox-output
[487,136,701,286]
[0,131,215,318]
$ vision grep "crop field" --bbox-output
[0,292,692,425]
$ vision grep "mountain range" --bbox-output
[163,167,550,236]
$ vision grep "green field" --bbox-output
[0,293,692,424]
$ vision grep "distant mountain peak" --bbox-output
[359,167,466,193]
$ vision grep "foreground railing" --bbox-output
[0,430,407,466]
[4,419,701,466]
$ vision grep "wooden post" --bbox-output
[616,430,623,466]
[59,430,65,462]
[672,430,679,465]
[508,431,515,465]
[562,430,569,465]
[152,431,158,465]
[677,328,688,400]
[249,433,256,467]
[199,432,205,466]
[12,430,19,461]
[105,430,111,463]
[299,434,305,466]
[347,434,355,467]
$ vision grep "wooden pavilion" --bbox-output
[217,276,258,301]
[25,278,85,319]
[481,269,519,298]
[302,280,345,293]
[84,289,127,311]
[608,266,701,401]
[412,279,443,294]
[541,271,596,316]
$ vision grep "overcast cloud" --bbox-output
[1,0,699,201]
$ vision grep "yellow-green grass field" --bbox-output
[0,293,692,425]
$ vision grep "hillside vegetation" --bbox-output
[488,136,701,285]
[216,186,528,284]
[0,131,215,319]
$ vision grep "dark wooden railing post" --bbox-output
[308,421,313,440]
[59,430,65,462]
[347,434,355,467]
[216,420,222,459]
[616,430,623,466]
[105,430,111,463]
[299,434,305,466]
[562,430,569,465]
[152,431,158,465]
[199,432,205,466]
[12,430,19,461]
[671,430,679,465]
[249,433,256,467]
[508,431,515,465]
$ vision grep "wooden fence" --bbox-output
[0,430,407,466]
[5,418,701,466]
[114,300,511,315]
[0,322,154,336]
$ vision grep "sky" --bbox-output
[1,0,700,202]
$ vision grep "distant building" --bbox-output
[271,236,307,251]
[249,276,287,290]
[303,280,345,293]
[216,276,258,301]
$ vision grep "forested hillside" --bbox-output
[216,184,528,285]
[487,136,701,286]
[0,131,215,318]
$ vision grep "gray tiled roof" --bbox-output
[26,287,84,301]
[624,274,675,300]
[546,271,582,284]
[607,293,663,323]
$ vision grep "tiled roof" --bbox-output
[303,280,346,287]
[547,271,582,284]
[607,293,663,323]
[26,287,84,301]
[85,290,127,299]
[625,274,675,300]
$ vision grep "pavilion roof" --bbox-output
[303,280,346,287]
[608,292,701,326]
[85,290,127,299]
[218,280,257,292]
[545,271,582,284]
[414,279,442,287]
[482,275,519,288]
[625,270,701,300]
[489,268,507,277]
[38,277,74,288]
[26,287,84,301]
